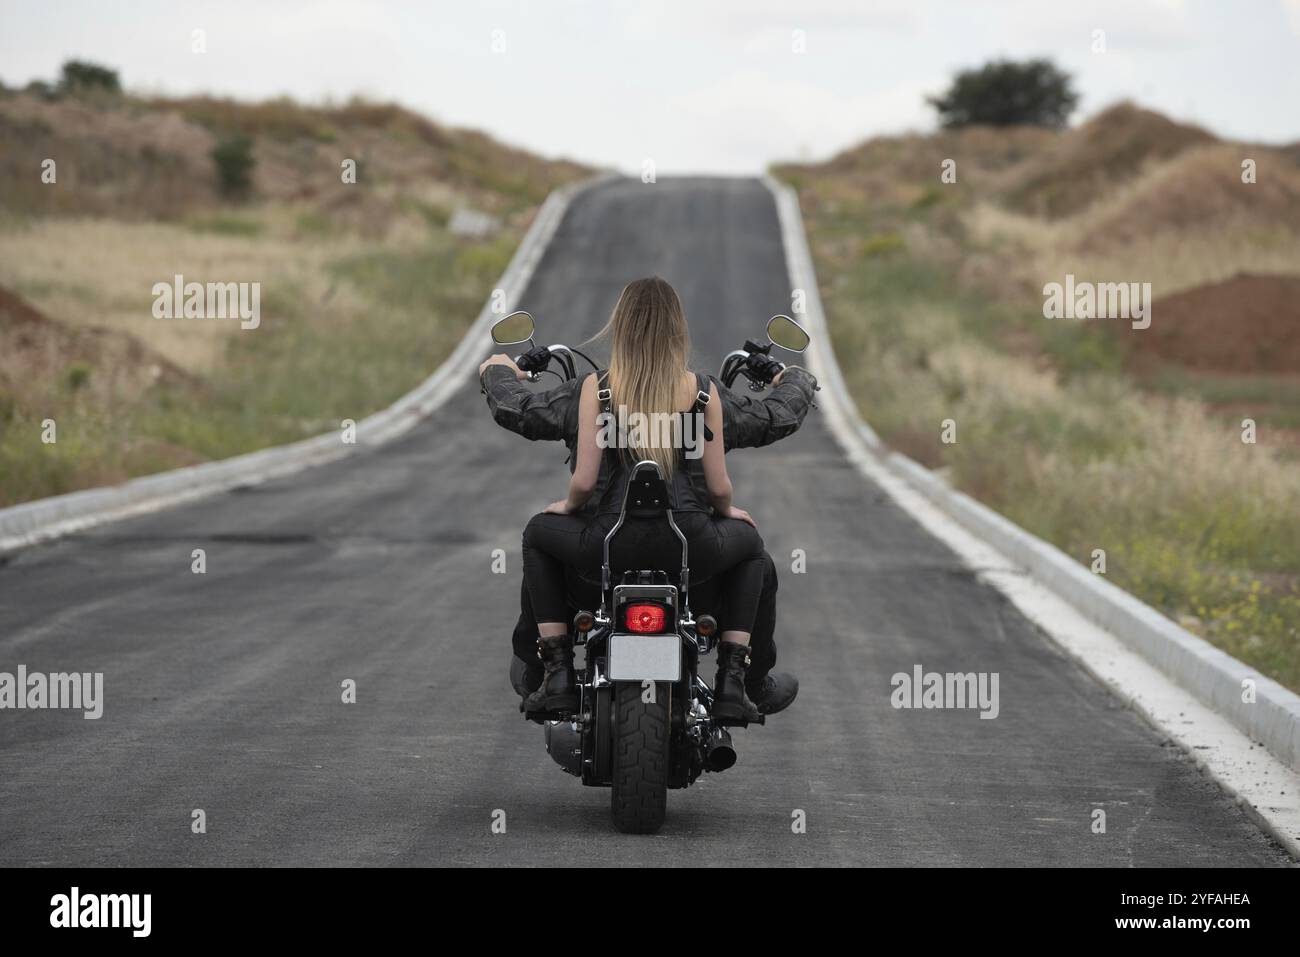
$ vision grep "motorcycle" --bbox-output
[488,309,811,834]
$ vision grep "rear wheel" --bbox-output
[610,681,669,833]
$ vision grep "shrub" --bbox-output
[65,362,91,392]
[211,136,256,198]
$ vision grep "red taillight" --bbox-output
[624,603,667,633]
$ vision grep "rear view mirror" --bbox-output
[491,310,536,346]
[766,314,810,353]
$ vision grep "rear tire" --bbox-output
[610,681,669,834]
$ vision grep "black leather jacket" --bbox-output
[480,364,819,463]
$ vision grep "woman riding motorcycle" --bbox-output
[503,277,770,722]
[481,348,816,719]
[480,316,819,715]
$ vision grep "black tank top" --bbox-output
[593,370,714,515]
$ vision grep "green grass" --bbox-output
[186,213,264,237]
[292,210,337,239]
[135,238,505,463]
[1146,368,1300,429]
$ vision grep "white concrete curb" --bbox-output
[762,174,1300,777]
[0,174,610,553]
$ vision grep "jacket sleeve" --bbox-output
[480,365,580,443]
[713,366,819,451]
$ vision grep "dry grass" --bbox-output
[0,88,589,506]
[0,217,374,372]
[968,141,1300,299]
[968,208,1300,303]
[996,102,1216,218]
[0,91,590,222]
[779,100,1300,690]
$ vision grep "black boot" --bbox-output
[746,671,799,716]
[522,635,578,714]
[712,641,761,723]
[510,654,543,698]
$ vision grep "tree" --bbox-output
[928,59,1078,129]
[58,60,121,95]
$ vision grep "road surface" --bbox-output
[0,178,1287,866]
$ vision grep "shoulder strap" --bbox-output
[691,372,714,444]
[597,370,612,416]
[595,371,621,467]
[691,372,710,414]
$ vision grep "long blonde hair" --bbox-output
[593,277,691,476]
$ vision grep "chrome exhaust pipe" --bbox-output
[704,726,737,772]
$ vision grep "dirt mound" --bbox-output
[1116,273,1300,374]
[816,124,1055,178]
[787,125,1053,191]
[999,102,1215,219]
[1074,143,1300,250]
[0,284,195,400]
[774,124,1056,224]
[0,92,589,223]
[0,95,221,218]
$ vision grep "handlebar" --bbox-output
[489,319,801,395]
[515,343,578,382]
[720,340,785,392]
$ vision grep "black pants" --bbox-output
[509,552,780,685]
[522,510,767,635]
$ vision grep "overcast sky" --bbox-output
[2,0,1298,173]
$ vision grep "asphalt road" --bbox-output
[0,177,1288,866]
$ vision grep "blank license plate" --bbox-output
[608,633,681,682]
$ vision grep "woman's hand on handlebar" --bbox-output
[726,505,757,528]
[479,353,526,379]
